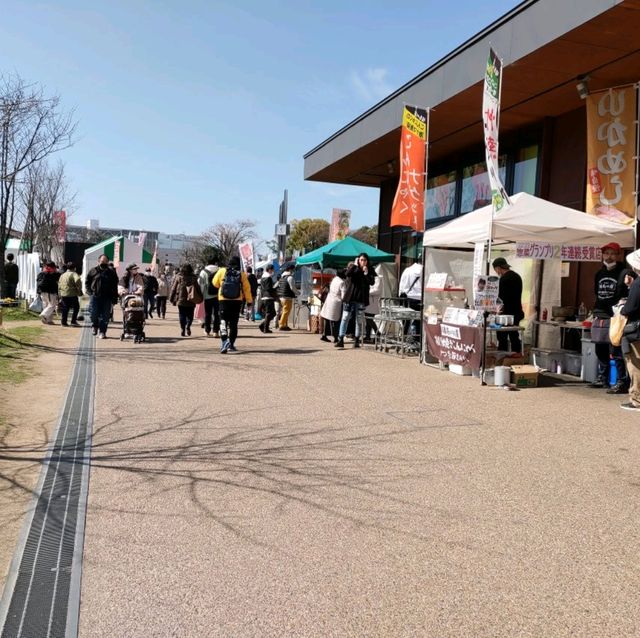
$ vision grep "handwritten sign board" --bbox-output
[425,273,448,290]
[424,323,483,370]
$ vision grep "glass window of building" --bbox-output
[426,171,457,220]
[460,158,506,214]
[513,145,538,195]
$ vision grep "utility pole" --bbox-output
[275,189,289,264]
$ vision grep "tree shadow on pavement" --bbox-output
[0,404,471,554]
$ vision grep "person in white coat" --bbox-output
[319,270,345,343]
[363,266,382,343]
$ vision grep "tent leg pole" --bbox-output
[481,311,488,386]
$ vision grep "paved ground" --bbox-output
[63,308,640,636]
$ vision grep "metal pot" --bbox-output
[496,315,514,326]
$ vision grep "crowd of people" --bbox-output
[11,242,640,411]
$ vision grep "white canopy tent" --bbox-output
[422,192,634,248]
[421,192,636,372]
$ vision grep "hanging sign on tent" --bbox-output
[482,48,511,214]
[516,242,602,261]
[390,105,428,232]
[113,239,121,268]
[586,85,637,225]
[474,275,500,311]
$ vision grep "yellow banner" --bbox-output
[586,86,637,225]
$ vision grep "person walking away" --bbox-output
[258,264,278,334]
[590,242,628,393]
[58,262,83,326]
[320,269,345,343]
[155,271,170,319]
[198,258,220,337]
[213,256,252,353]
[4,253,19,299]
[245,266,258,321]
[169,263,202,337]
[85,254,119,338]
[492,257,524,354]
[37,261,60,324]
[619,249,640,410]
[399,260,423,336]
[277,264,299,331]
[336,253,375,349]
[143,268,158,319]
[364,267,382,343]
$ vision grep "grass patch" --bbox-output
[1,306,39,322]
[0,326,45,383]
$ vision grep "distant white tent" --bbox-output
[82,235,153,291]
[423,192,634,248]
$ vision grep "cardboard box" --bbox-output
[511,364,539,388]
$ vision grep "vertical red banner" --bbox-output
[390,105,428,231]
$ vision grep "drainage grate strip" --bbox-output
[0,322,95,638]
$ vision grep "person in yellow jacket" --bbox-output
[212,255,253,353]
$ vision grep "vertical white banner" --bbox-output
[482,48,511,214]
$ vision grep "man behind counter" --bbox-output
[492,257,524,354]
[591,242,628,393]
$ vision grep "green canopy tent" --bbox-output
[295,236,395,269]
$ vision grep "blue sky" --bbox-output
[2,0,519,246]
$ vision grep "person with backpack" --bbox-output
[169,263,203,337]
[212,255,253,353]
[277,264,299,331]
[258,264,278,334]
[198,258,220,337]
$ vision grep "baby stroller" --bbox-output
[120,295,146,343]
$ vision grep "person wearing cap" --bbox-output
[118,263,145,297]
[85,253,119,338]
[492,257,524,353]
[591,242,628,392]
[212,255,253,353]
[619,249,640,410]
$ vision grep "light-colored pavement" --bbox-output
[78,308,640,637]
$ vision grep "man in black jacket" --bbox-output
[85,254,119,338]
[4,253,19,298]
[492,257,524,354]
[143,267,159,319]
[590,242,628,392]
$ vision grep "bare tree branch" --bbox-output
[0,74,76,295]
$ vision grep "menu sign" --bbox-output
[424,323,483,369]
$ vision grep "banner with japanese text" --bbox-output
[424,322,483,370]
[586,85,637,225]
[238,242,254,271]
[515,242,603,261]
[113,239,121,268]
[482,48,511,213]
[390,105,428,231]
[329,208,351,242]
[53,210,66,243]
